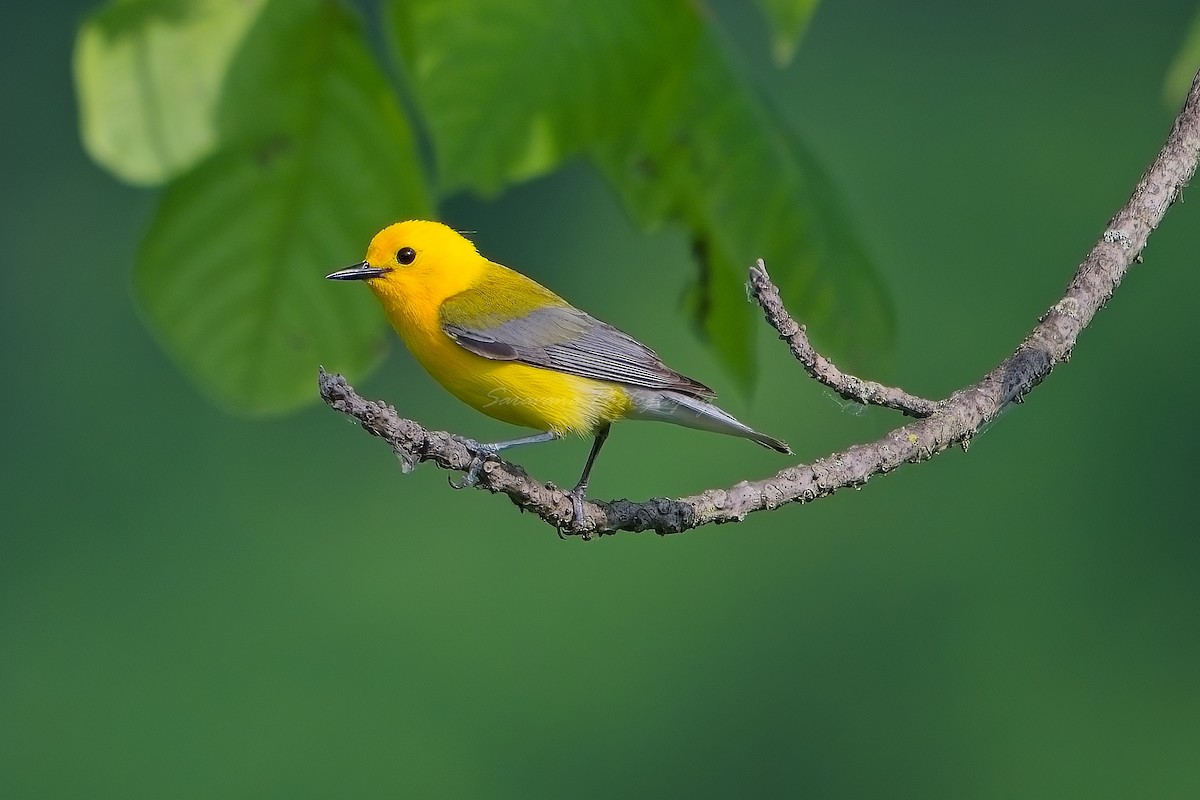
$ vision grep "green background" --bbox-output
[4,1,1199,797]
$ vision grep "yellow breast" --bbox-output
[384,302,631,436]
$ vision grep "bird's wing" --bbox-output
[439,268,714,398]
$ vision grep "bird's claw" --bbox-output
[563,485,590,537]
[449,440,496,489]
[447,458,482,489]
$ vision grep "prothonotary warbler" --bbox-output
[327,220,790,523]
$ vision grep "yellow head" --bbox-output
[326,220,485,313]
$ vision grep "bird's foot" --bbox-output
[563,484,590,537]
[448,439,497,489]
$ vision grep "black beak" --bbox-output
[326,261,390,280]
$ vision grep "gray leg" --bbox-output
[567,423,611,526]
[450,430,560,489]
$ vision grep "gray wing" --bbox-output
[441,304,714,398]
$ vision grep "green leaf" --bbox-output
[594,29,892,386]
[74,0,268,186]
[754,0,821,66]
[388,0,886,386]
[136,0,430,414]
[385,0,701,195]
[1165,7,1200,107]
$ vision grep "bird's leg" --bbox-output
[449,430,560,489]
[567,424,611,528]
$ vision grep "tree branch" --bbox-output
[321,70,1200,539]
[747,260,939,417]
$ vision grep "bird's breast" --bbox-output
[384,301,631,436]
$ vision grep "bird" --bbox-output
[327,220,790,525]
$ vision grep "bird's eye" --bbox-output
[396,247,416,265]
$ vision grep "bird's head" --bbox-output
[326,220,483,308]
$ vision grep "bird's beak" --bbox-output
[325,261,390,280]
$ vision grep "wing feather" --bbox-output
[439,275,713,398]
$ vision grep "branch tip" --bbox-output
[747,259,938,418]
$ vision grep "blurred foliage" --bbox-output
[74,0,267,184]
[133,0,428,413]
[390,0,886,386]
[754,0,821,65]
[1166,5,1200,105]
[78,0,429,412]
[73,0,894,412]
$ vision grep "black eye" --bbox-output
[396,247,416,265]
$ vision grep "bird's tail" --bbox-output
[625,389,791,454]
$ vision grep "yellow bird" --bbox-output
[327,220,789,522]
